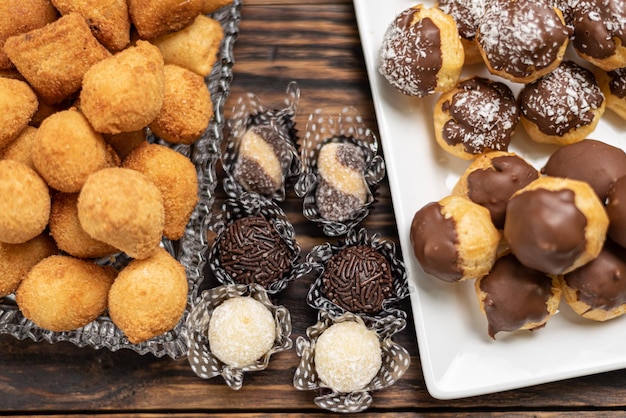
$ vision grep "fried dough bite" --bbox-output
[0,0,59,70]
[149,64,212,145]
[51,0,131,52]
[0,126,37,170]
[32,108,116,193]
[201,0,233,14]
[16,255,116,332]
[122,142,198,240]
[0,160,50,244]
[0,233,58,297]
[4,13,111,104]
[108,247,188,343]
[103,129,148,160]
[0,77,38,149]
[151,15,224,77]
[80,40,165,134]
[49,193,118,259]
[128,0,205,40]
[77,167,165,259]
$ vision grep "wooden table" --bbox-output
[2,0,626,416]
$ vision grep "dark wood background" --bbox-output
[2,0,626,416]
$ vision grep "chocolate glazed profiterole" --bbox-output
[597,67,626,120]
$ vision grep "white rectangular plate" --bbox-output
[354,0,626,400]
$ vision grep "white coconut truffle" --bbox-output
[314,320,382,393]
[208,296,276,368]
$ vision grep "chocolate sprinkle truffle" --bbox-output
[218,216,294,287]
[321,245,394,315]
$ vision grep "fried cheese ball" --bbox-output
[32,108,116,193]
[108,247,188,343]
[0,160,50,244]
[80,40,165,134]
[201,0,234,13]
[0,126,38,170]
[77,167,165,260]
[4,13,111,104]
[103,129,148,160]
[0,233,58,297]
[51,0,131,52]
[149,64,212,145]
[122,143,198,240]
[128,0,205,40]
[49,193,118,259]
[151,15,224,77]
[0,77,38,149]
[0,0,58,70]
[16,255,116,332]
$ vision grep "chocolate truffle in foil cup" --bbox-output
[187,283,292,390]
[222,82,301,201]
[294,107,385,236]
[293,310,410,413]
[306,228,410,322]
[207,192,311,294]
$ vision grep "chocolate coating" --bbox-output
[479,254,553,338]
[572,0,626,60]
[519,61,604,137]
[316,179,363,222]
[606,175,626,247]
[477,0,571,79]
[379,6,442,97]
[442,77,519,155]
[504,188,587,275]
[410,202,462,282]
[564,240,626,311]
[466,155,539,228]
[542,139,626,201]
[321,246,394,314]
[218,216,294,287]
[437,0,485,40]
[607,67,626,99]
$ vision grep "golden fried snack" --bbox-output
[0,233,57,297]
[0,127,37,170]
[16,255,116,332]
[128,0,205,40]
[80,40,165,134]
[77,167,165,259]
[30,100,71,128]
[103,129,148,160]
[49,193,118,259]
[4,13,111,104]
[149,65,213,145]
[122,143,198,240]
[0,77,38,149]
[0,160,50,244]
[201,0,233,14]
[0,0,58,70]
[108,247,188,343]
[32,108,115,193]
[51,0,131,52]
[151,15,224,77]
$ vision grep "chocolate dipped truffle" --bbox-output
[504,176,609,275]
[316,141,368,222]
[560,240,626,321]
[410,195,500,282]
[437,0,486,65]
[379,4,464,97]
[321,245,394,315]
[542,139,626,202]
[518,61,605,145]
[453,151,540,229]
[597,67,626,120]
[571,0,626,71]
[476,0,571,83]
[218,215,294,288]
[475,253,561,339]
[433,77,519,160]
[606,175,626,248]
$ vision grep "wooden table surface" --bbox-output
[2,0,626,416]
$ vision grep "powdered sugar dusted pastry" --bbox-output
[518,61,605,145]
[379,4,464,97]
[437,0,486,65]
[434,77,519,160]
[476,0,571,83]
